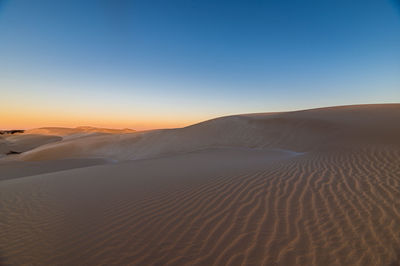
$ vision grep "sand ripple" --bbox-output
[1,147,400,265]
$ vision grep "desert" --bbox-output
[1,1,399,265]
[1,104,400,265]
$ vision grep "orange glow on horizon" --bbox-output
[0,89,218,130]
[0,115,198,131]
[0,108,206,131]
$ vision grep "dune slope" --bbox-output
[18,104,400,161]
[0,126,136,159]
[0,134,62,157]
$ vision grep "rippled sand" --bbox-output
[1,104,400,265]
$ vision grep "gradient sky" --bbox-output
[1,0,399,130]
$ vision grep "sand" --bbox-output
[10,104,400,162]
[0,158,109,181]
[0,126,136,159]
[1,104,400,265]
[0,134,62,157]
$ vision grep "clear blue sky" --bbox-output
[0,0,399,129]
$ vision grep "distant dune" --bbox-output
[1,104,400,265]
[25,126,135,136]
[0,126,135,159]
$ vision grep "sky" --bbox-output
[0,0,399,130]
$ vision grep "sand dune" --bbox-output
[16,104,400,161]
[1,104,400,265]
[25,126,135,136]
[0,126,136,159]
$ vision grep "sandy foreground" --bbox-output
[1,104,400,265]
